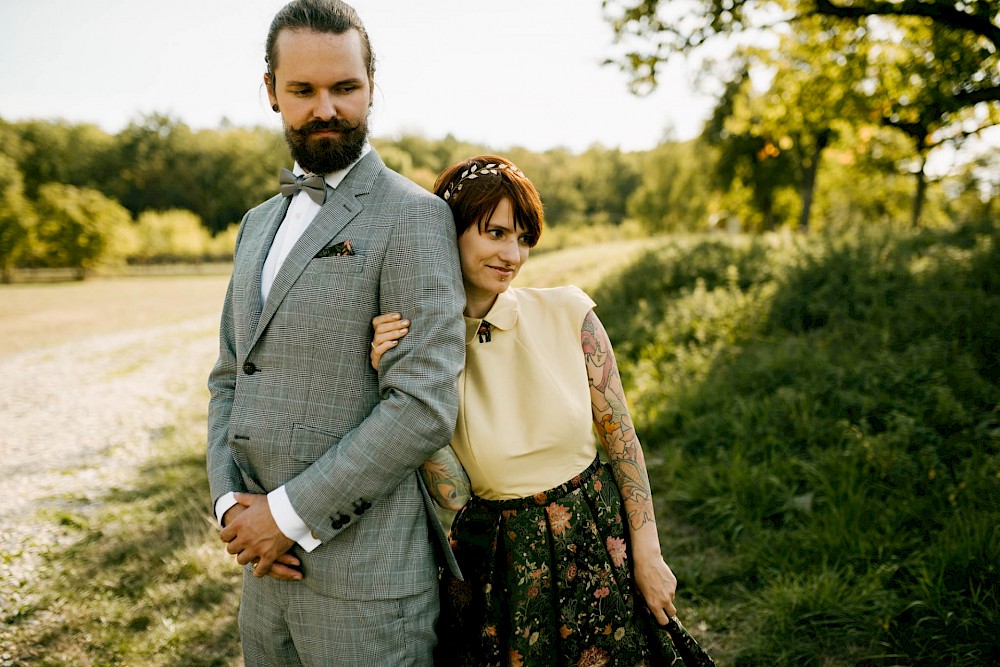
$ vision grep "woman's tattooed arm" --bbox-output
[420,446,472,511]
[582,310,656,532]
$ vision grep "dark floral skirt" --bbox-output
[436,456,716,667]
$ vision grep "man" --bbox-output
[206,1,465,664]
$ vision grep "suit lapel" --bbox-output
[244,197,291,342]
[247,151,383,352]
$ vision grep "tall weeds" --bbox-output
[593,221,1000,666]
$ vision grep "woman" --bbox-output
[371,156,715,667]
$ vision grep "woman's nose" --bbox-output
[499,238,521,264]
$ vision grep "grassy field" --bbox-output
[0,240,668,666]
[0,274,231,360]
[591,222,999,665]
[0,240,651,360]
[3,224,996,666]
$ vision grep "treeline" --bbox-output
[0,112,994,281]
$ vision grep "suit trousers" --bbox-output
[238,565,439,667]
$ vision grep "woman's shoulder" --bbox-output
[513,285,594,306]
[511,286,596,324]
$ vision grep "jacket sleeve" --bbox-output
[283,192,466,541]
[206,213,250,505]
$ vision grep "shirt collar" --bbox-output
[464,289,519,343]
[292,141,372,190]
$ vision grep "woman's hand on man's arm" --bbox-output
[370,313,409,370]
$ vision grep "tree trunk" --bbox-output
[798,130,831,232]
[911,154,928,227]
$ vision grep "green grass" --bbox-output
[3,412,244,667]
[0,246,639,665]
[5,224,997,665]
[592,221,1000,665]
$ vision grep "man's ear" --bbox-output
[264,73,278,108]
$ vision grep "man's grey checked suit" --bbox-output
[207,150,465,604]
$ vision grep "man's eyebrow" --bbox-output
[283,77,365,88]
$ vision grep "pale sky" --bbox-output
[0,0,717,153]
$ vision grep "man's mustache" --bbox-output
[296,119,360,134]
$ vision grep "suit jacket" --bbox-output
[207,150,465,599]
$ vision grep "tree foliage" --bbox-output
[0,110,992,277]
[628,139,715,231]
[30,184,133,277]
[603,0,1000,226]
[0,153,33,282]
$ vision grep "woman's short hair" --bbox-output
[433,155,543,247]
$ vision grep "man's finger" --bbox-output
[267,562,303,581]
[275,552,301,567]
[252,554,278,577]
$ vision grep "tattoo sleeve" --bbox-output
[583,310,658,532]
[419,446,472,511]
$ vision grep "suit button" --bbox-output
[242,362,257,375]
[353,499,371,515]
[331,513,349,529]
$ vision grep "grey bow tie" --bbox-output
[279,168,326,205]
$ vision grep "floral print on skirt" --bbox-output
[436,456,716,667]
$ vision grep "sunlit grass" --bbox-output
[592,221,1000,665]
[5,224,997,665]
[0,242,647,666]
[2,411,243,667]
[0,273,230,360]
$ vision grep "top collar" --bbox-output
[464,289,519,343]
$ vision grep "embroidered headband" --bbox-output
[442,162,525,201]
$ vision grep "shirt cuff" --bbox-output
[268,485,322,552]
[215,492,238,527]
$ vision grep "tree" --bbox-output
[133,209,213,264]
[0,154,33,282]
[109,115,290,234]
[31,184,132,278]
[574,145,642,225]
[720,18,874,230]
[603,0,1000,226]
[4,120,117,198]
[704,75,801,230]
[627,139,715,231]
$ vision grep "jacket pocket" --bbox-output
[307,254,366,274]
[289,423,341,463]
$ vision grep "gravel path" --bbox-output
[0,315,221,653]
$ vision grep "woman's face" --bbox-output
[458,197,531,314]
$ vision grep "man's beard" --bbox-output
[284,116,368,175]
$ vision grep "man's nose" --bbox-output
[313,91,336,120]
